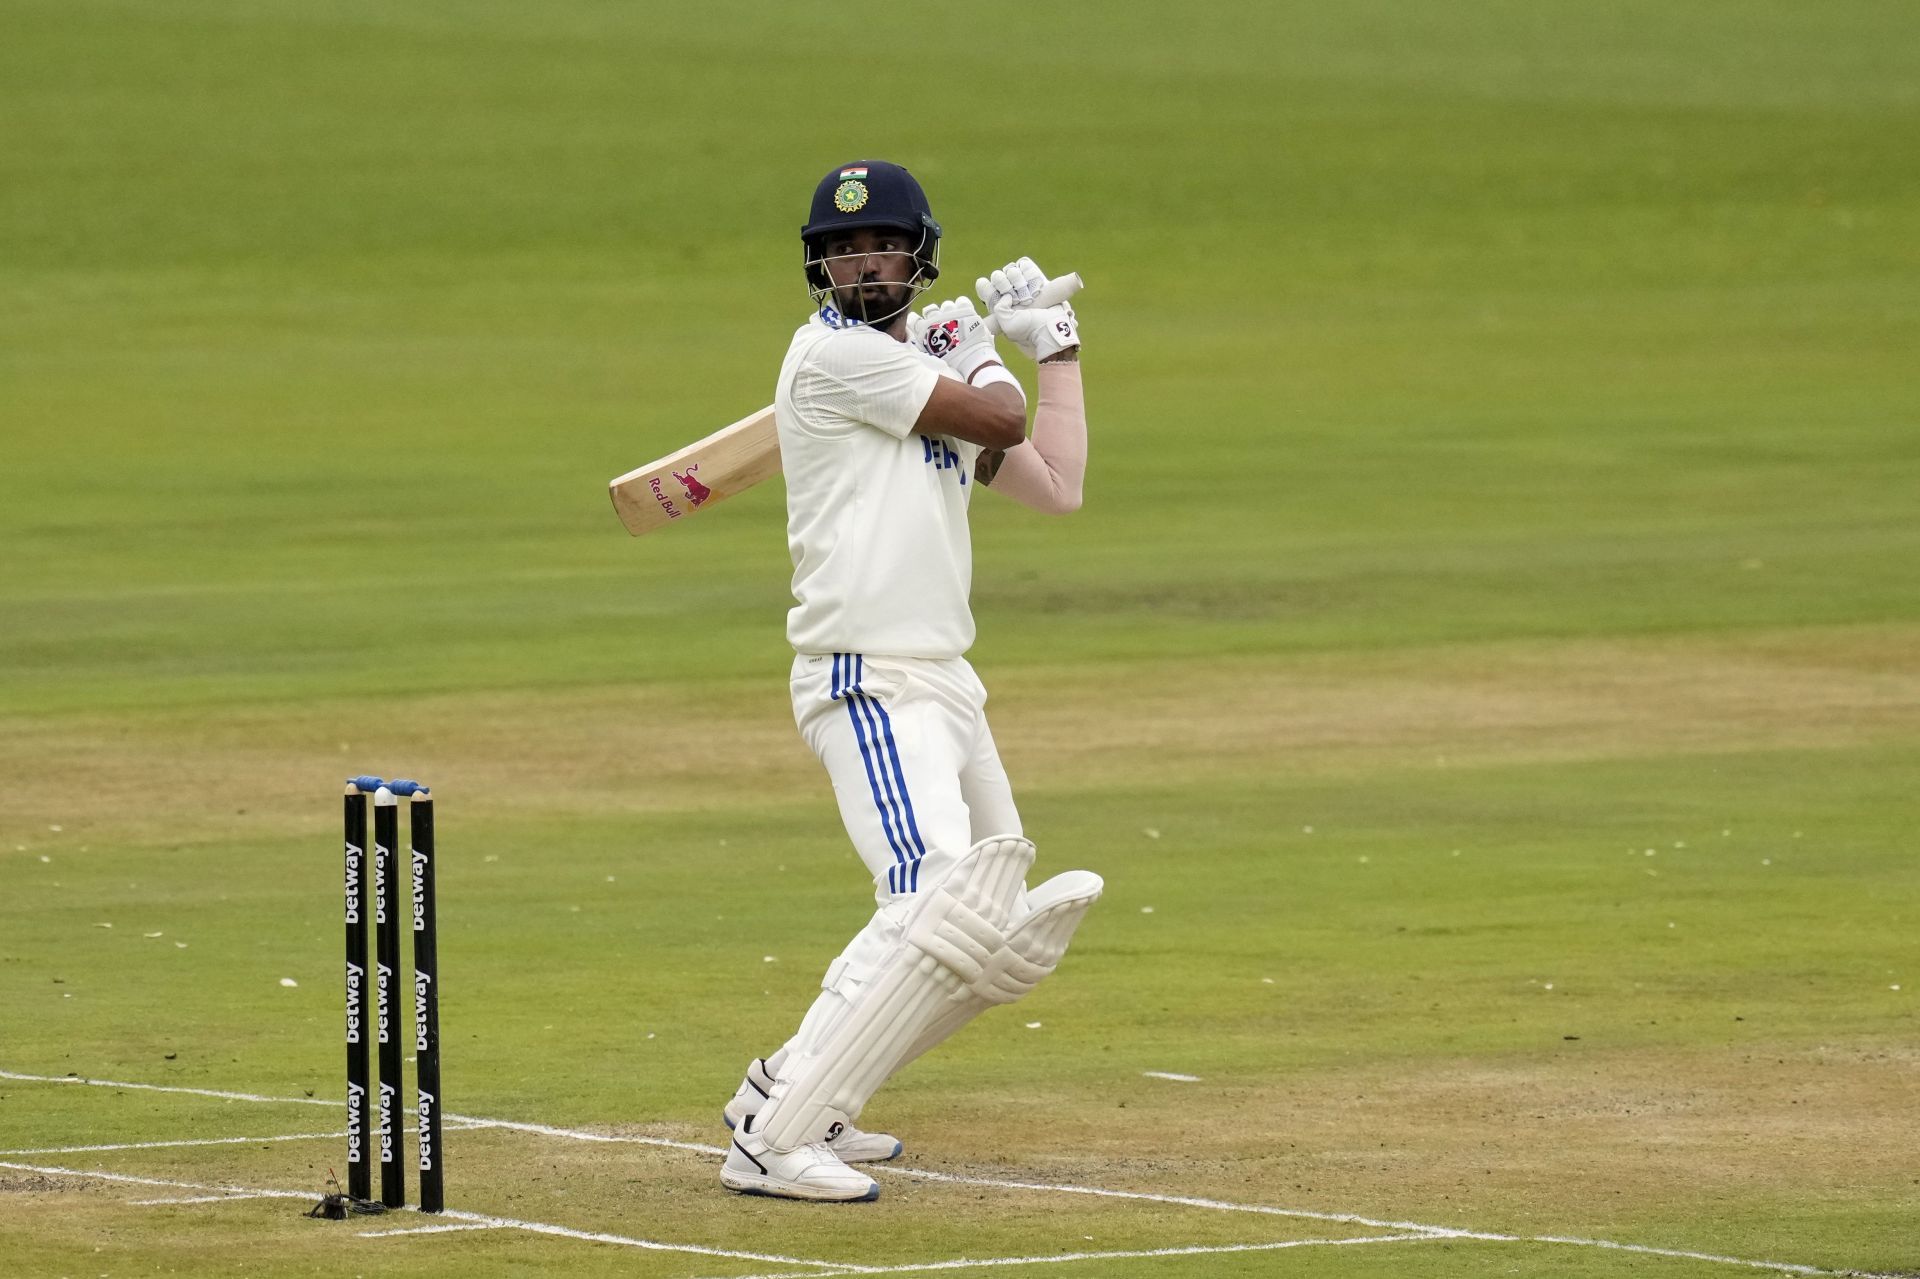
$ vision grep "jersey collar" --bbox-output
[817,303,864,331]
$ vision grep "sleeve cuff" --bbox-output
[967,361,1028,407]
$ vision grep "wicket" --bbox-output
[343,776,444,1213]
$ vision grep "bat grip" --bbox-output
[984,271,1084,335]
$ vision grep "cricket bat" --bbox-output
[608,405,780,536]
[608,272,1083,537]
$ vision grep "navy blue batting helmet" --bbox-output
[801,160,941,289]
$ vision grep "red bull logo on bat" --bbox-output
[647,475,683,520]
[673,466,713,507]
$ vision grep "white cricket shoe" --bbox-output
[724,1056,903,1163]
[721,1116,879,1202]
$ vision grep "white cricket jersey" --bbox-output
[777,311,984,658]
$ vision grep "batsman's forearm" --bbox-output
[991,360,1086,514]
[1031,360,1087,504]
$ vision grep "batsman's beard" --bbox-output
[838,280,913,326]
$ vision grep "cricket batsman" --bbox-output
[719,160,1105,1201]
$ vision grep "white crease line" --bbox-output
[359,1221,506,1237]
[0,1120,485,1158]
[0,1159,862,1270]
[442,1111,723,1156]
[696,1234,1438,1279]
[0,1071,712,1156]
[134,1192,293,1205]
[0,1160,314,1202]
[3,1065,1900,1278]
[1526,1234,1893,1276]
[467,1127,1907,1278]
[433,1116,1445,1238]
[876,1165,1454,1235]
[416,1207,878,1269]
[0,1130,348,1156]
[0,1068,1419,1228]
[0,1069,338,1107]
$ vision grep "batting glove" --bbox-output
[977,257,1079,362]
[908,296,1004,384]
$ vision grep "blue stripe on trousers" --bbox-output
[843,696,908,874]
[834,653,910,883]
[848,691,912,880]
[865,696,929,889]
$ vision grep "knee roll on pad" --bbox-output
[895,867,1104,1070]
[756,836,1103,1152]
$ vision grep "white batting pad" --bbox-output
[755,835,1102,1152]
[897,868,1104,1070]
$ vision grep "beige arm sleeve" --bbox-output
[982,360,1086,514]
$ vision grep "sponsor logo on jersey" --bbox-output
[833,180,868,213]
[919,434,967,483]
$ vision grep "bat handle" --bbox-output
[984,271,1084,335]
[1031,271,1083,308]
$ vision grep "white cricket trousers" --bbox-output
[791,651,1022,903]
[777,651,1024,1067]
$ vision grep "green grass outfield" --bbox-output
[2,1,1916,1275]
